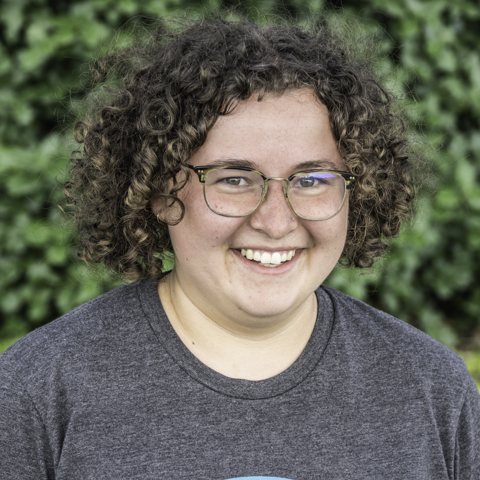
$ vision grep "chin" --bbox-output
[235,294,303,322]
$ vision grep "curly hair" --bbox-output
[65,11,419,281]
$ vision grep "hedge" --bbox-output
[0,0,479,351]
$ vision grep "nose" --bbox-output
[248,179,298,239]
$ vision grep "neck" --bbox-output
[158,271,318,381]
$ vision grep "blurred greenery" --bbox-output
[0,0,479,367]
[458,350,480,391]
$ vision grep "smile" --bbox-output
[240,248,296,267]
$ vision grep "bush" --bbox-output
[0,0,479,352]
[324,0,480,349]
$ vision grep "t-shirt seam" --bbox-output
[137,281,335,400]
[135,279,162,343]
[134,280,214,393]
[135,279,202,390]
[1,374,56,474]
[454,378,480,476]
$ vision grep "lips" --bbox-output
[240,248,296,267]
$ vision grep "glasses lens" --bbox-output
[288,172,346,220]
[204,168,264,216]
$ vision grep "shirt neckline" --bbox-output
[138,278,334,400]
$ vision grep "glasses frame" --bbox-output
[186,164,356,221]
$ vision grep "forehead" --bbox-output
[190,89,344,172]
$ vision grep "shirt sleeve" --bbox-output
[454,374,480,480]
[0,356,55,480]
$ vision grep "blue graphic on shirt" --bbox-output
[226,477,293,480]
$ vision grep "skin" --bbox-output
[154,90,349,380]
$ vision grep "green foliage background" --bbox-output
[1,0,479,367]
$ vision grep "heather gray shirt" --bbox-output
[1,279,479,480]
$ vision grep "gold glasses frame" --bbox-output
[186,164,356,221]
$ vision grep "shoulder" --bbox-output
[320,285,472,395]
[319,286,480,474]
[0,279,157,387]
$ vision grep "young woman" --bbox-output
[1,13,479,480]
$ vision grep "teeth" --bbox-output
[271,252,281,265]
[240,249,297,266]
[260,252,271,264]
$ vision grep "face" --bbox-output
[165,90,348,328]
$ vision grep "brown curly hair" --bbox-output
[65,12,419,281]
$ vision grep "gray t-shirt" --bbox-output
[1,279,479,480]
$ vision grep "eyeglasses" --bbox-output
[186,164,356,221]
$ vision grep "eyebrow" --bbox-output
[207,159,260,169]
[294,160,341,171]
[203,158,341,171]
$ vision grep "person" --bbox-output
[0,12,479,480]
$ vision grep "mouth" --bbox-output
[239,248,297,268]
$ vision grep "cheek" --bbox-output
[168,195,242,257]
[310,211,348,250]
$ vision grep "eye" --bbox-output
[293,175,329,188]
[221,177,249,186]
[298,176,320,188]
[205,168,263,191]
